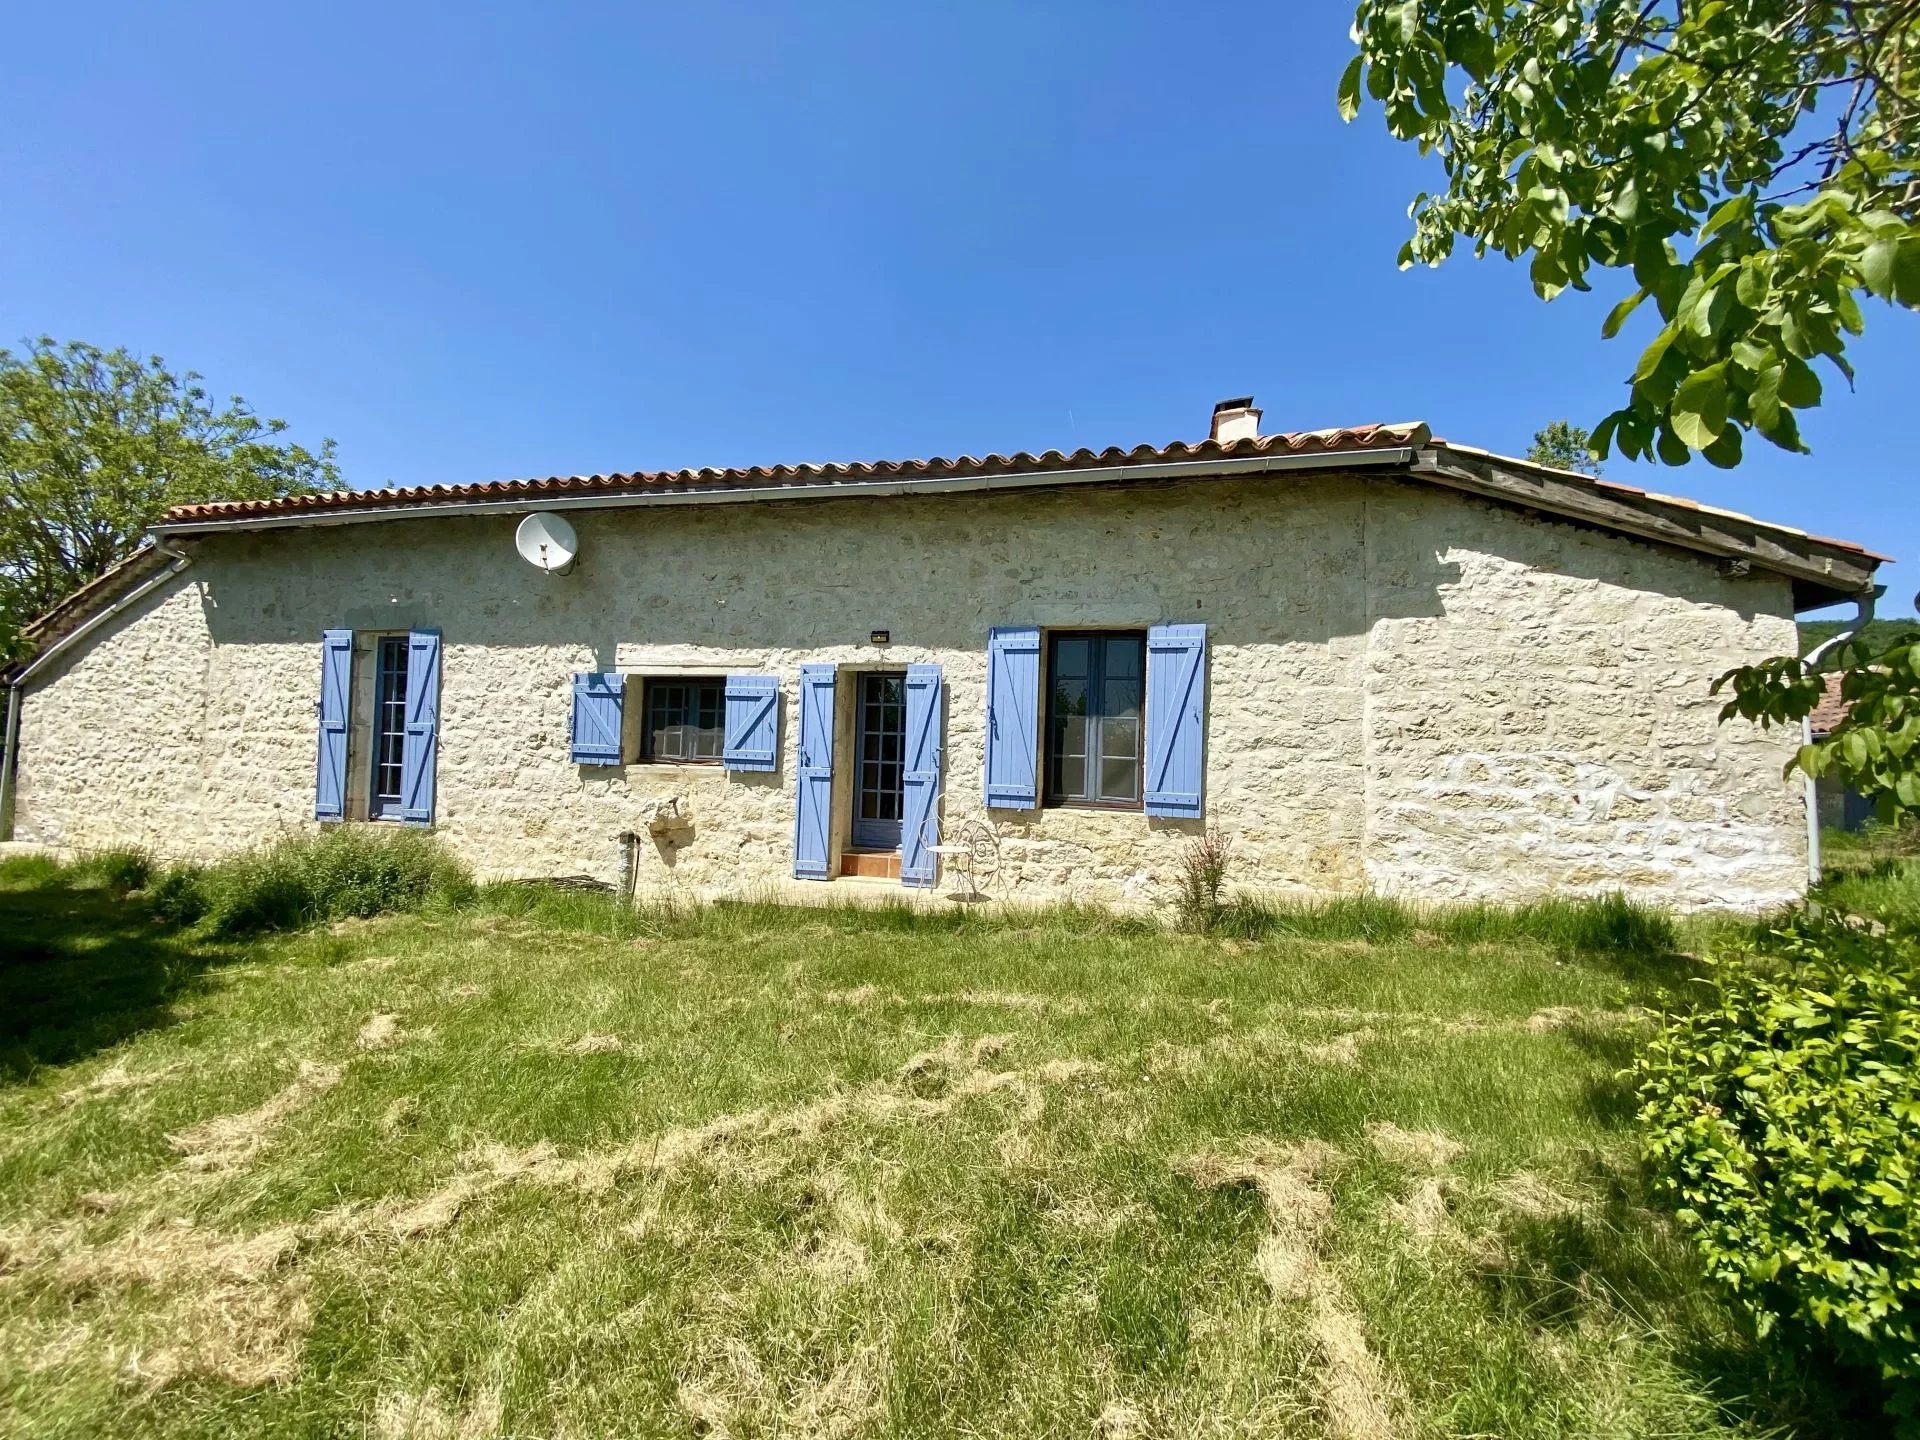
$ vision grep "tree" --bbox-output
[0,338,337,665]
[1527,418,1605,474]
[1342,2,1920,821]
[1341,0,1920,469]
[1714,616,1920,815]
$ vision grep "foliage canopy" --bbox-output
[1527,417,1605,473]
[1342,0,1920,466]
[0,338,336,665]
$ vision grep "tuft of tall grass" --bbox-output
[1216,889,1677,955]
[1213,892,1417,944]
[65,847,155,896]
[0,853,64,889]
[469,882,1163,943]
[146,826,476,935]
[1816,858,1920,930]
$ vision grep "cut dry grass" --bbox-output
[0,865,1872,1438]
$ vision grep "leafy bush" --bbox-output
[68,846,153,896]
[197,826,474,935]
[1636,917,1920,1431]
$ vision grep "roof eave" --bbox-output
[1415,444,1882,613]
[147,444,1425,536]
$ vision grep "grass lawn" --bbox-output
[0,865,1881,1439]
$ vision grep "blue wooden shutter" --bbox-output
[984,626,1040,809]
[315,629,352,820]
[570,672,623,765]
[899,664,943,889]
[793,665,837,880]
[400,629,442,825]
[1144,623,1207,819]
[722,674,778,772]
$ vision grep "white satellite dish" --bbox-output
[515,512,578,575]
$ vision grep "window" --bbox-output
[642,677,724,762]
[369,635,411,819]
[1045,631,1145,807]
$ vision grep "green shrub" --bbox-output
[199,826,475,935]
[1636,917,1920,1431]
[68,846,154,896]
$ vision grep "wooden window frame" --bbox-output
[1043,629,1147,812]
[638,675,726,765]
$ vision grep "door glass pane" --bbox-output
[854,672,908,846]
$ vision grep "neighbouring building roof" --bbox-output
[1810,673,1852,737]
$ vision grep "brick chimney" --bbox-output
[1210,396,1262,445]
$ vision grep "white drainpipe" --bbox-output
[0,541,195,840]
[1801,586,1884,886]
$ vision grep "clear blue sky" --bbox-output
[3,1,1911,617]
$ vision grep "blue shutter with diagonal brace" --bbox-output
[983,626,1040,808]
[1144,623,1207,819]
[315,629,352,820]
[400,629,442,825]
[570,672,623,765]
[899,663,943,889]
[793,665,837,880]
[723,674,778,772]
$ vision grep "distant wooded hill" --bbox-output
[1799,618,1920,657]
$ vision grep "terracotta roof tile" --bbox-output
[1810,672,1851,735]
[158,423,1431,524]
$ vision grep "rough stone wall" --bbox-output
[11,471,1805,911]
[1359,481,1804,907]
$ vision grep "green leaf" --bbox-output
[1635,326,1676,382]
[1337,55,1365,121]
[1672,362,1730,450]
[1896,237,1920,308]
[1602,289,1647,339]
[1862,239,1899,300]
[1700,193,1754,242]
[1779,357,1822,408]
[1751,365,1784,434]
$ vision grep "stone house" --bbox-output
[0,400,1888,911]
